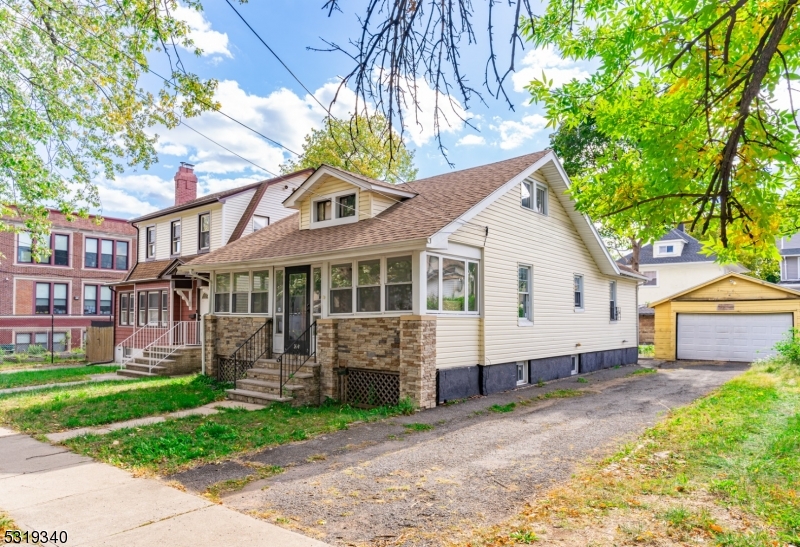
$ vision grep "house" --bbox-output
[618,225,747,344]
[112,163,313,376]
[0,209,136,354]
[777,233,800,288]
[180,151,645,409]
[652,272,799,362]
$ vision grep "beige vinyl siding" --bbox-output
[358,192,371,220]
[372,192,398,216]
[221,189,255,244]
[240,176,303,238]
[298,175,359,229]
[210,206,223,250]
[181,213,198,256]
[448,172,638,365]
[155,218,171,259]
[436,316,482,369]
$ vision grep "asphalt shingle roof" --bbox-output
[619,228,713,266]
[185,151,550,267]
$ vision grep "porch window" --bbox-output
[251,271,269,314]
[312,267,322,315]
[199,213,210,250]
[330,263,353,314]
[17,233,32,263]
[275,269,284,333]
[148,292,160,325]
[171,220,181,255]
[232,272,250,313]
[357,259,381,312]
[120,293,129,325]
[519,266,532,322]
[337,194,356,218]
[426,254,480,314]
[426,255,439,311]
[85,238,98,267]
[138,292,146,325]
[161,292,168,326]
[215,273,230,313]
[385,256,412,311]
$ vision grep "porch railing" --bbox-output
[141,321,201,373]
[217,318,272,383]
[278,321,316,398]
[118,321,200,366]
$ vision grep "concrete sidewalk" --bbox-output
[0,427,329,546]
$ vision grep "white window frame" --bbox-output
[212,268,274,315]
[310,190,360,229]
[574,274,584,311]
[642,270,658,287]
[145,225,156,258]
[171,220,181,256]
[198,212,211,251]
[425,253,480,316]
[571,355,579,375]
[516,361,528,386]
[520,179,549,215]
[329,262,354,315]
[518,264,533,326]
[252,215,269,232]
[609,281,619,322]
[385,255,413,313]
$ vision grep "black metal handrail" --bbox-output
[217,317,272,383]
[278,321,316,398]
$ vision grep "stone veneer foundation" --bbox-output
[203,315,273,378]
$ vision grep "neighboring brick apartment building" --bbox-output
[0,210,137,353]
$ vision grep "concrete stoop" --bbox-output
[117,346,201,378]
[226,357,320,406]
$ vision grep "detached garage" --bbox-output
[653,273,800,362]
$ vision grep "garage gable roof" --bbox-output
[650,272,800,307]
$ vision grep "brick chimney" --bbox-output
[174,162,197,206]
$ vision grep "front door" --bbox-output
[285,266,311,353]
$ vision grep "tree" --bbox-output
[324,1,800,262]
[0,0,218,261]
[550,119,650,271]
[280,113,418,183]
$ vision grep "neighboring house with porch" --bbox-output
[181,151,645,409]
[112,163,313,376]
[0,208,136,355]
[618,225,747,344]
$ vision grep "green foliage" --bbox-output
[774,328,800,365]
[403,422,433,432]
[25,344,46,355]
[576,377,589,384]
[627,367,657,377]
[639,344,655,357]
[509,529,537,543]
[489,402,516,413]
[281,113,417,183]
[0,0,217,258]
[0,365,117,389]
[526,0,800,263]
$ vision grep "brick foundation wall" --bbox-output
[203,315,272,378]
[317,315,437,409]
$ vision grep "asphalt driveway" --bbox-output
[172,360,748,546]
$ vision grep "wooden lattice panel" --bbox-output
[216,357,253,384]
[346,368,400,408]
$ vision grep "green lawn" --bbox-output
[0,359,88,371]
[0,366,119,390]
[66,399,414,474]
[0,375,226,434]
[465,359,800,546]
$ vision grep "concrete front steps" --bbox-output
[226,357,320,406]
[117,345,201,378]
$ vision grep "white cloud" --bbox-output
[399,78,468,146]
[456,134,486,146]
[173,5,232,58]
[512,46,590,93]
[97,186,160,218]
[491,114,548,150]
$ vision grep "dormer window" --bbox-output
[660,245,674,253]
[337,194,356,218]
[653,240,684,257]
[311,191,360,228]
[316,200,332,222]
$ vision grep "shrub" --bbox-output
[774,328,800,365]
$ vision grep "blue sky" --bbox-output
[99,1,592,219]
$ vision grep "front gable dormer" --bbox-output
[283,165,417,230]
[653,239,686,257]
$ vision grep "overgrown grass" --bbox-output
[0,365,118,389]
[0,375,225,434]
[638,344,654,357]
[66,400,418,474]
[536,388,584,400]
[463,359,800,546]
[626,367,657,377]
[0,358,88,371]
[489,402,516,413]
[403,422,433,432]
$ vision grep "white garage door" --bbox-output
[677,313,793,362]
